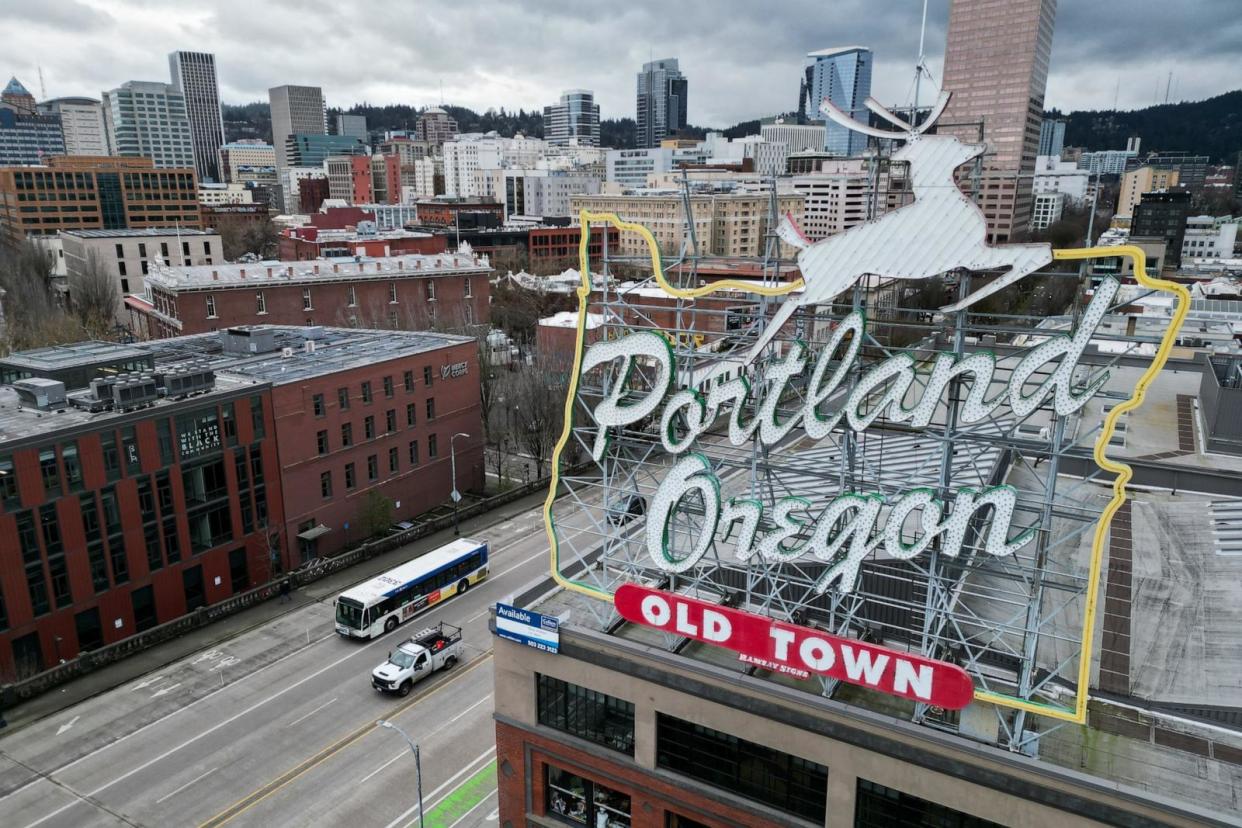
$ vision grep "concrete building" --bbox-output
[761,118,828,155]
[789,159,908,242]
[61,227,221,319]
[197,182,253,206]
[1030,190,1064,230]
[570,191,804,258]
[494,169,602,220]
[941,0,1057,243]
[101,81,195,169]
[800,47,873,156]
[279,226,443,261]
[269,85,327,171]
[1033,154,1089,204]
[134,249,491,337]
[168,51,226,183]
[0,101,65,166]
[543,90,600,147]
[285,133,366,168]
[334,113,367,141]
[416,107,458,147]
[1132,190,1193,267]
[218,141,276,184]
[1118,165,1181,218]
[1146,152,1210,192]
[607,148,676,188]
[324,154,400,205]
[0,156,200,247]
[1181,215,1239,262]
[0,324,485,678]
[636,58,688,148]
[1077,149,1137,176]
[442,133,545,198]
[1038,117,1066,157]
[36,97,108,156]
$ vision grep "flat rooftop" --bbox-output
[60,228,218,239]
[143,251,491,293]
[0,341,150,373]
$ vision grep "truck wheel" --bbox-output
[398,680,412,697]
[443,656,457,671]
[384,617,398,634]
[457,579,470,595]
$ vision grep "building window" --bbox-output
[388,309,399,328]
[312,393,325,417]
[403,370,415,392]
[361,381,372,404]
[39,447,60,496]
[115,243,124,258]
[428,433,437,458]
[406,403,416,427]
[139,242,147,258]
[62,442,83,491]
[347,285,357,306]
[364,415,375,439]
[320,471,332,498]
[204,240,212,256]
[343,461,356,490]
[206,294,217,318]
[256,290,267,314]
[426,398,435,420]
[388,447,399,473]
[463,277,471,298]
[303,287,313,310]
[656,713,827,822]
[385,409,396,433]
[855,779,1003,828]
[250,395,265,439]
[338,386,350,410]
[118,261,127,277]
[545,766,630,828]
[408,440,419,465]
[367,454,378,481]
[341,422,353,447]
[0,455,18,508]
[423,365,433,386]
[161,242,169,259]
[317,430,329,455]
[537,674,634,755]
[383,376,394,398]
[426,280,435,301]
[389,281,398,303]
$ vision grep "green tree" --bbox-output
[359,490,394,539]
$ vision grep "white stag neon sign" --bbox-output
[583,278,1119,594]
[745,90,1053,364]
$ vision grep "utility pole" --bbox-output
[377,721,424,826]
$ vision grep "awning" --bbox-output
[297,524,331,541]
[124,294,154,312]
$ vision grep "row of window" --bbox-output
[114,240,208,260]
[313,371,439,418]
[319,435,439,497]
[316,400,436,455]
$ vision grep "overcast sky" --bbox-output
[5,0,1240,127]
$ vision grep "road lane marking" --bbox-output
[359,751,408,785]
[55,716,80,737]
[20,635,399,828]
[197,653,494,828]
[383,748,495,828]
[286,698,338,728]
[446,696,491,725]
[151,683,181,698]
[425,761,497,828]
[155,767,219,804]
[360,691,492,784]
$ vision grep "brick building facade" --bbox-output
[278,227,446,261]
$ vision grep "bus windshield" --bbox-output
[336,598,364,629]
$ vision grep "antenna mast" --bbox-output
[37,66,47,100]
[912,0,930,121]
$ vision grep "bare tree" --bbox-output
[511,361,564,479]
[69,249,120,337]
[0,241,83,353]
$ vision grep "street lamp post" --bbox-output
[377,720,424,826]
[450,432,470,536]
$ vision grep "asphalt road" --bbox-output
[0,503,565,828]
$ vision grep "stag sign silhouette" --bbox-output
[744,89,1052,365]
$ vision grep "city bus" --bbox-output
[334,537,489,639]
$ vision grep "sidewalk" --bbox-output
[0,487,551,734]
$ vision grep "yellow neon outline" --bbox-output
[541,216,1189,724]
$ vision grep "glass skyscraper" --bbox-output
[636,59,688,149]
[544,90,600,147]
[800,47,873,157]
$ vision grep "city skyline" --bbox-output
[3,0,1238,129]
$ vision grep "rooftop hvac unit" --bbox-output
[12,378,67,411]
[111,376,158,411]
[282,347,295,358]
[303,339,316,353]
[67,388,113,412]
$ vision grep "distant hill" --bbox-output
[1049,90,1242,163]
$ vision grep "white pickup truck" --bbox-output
[370,623,463,697]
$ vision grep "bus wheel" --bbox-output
[457,579,470,595]
[398,680,411,697]
[444,656,457,671]
[384,617,398,634]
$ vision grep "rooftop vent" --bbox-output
[13,378,67,411]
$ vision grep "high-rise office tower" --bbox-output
[101,81,195,170]
[543,90,600,147]
[2,77,37,112]
[800,47,873,156]
[635,59,687,148]
[269,85,327,171]
[169,51,226,182]
[334,113,368,141]
[941,0,1057,243]
[1038,118,1065,158]
[37,98,109,155]
[416,108,459,147]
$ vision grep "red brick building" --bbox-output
[0,343,283,679]
[528,225,615,274]
[136,251,492,338]
[278,226,446,261]
[414,199,504,227]
[298,176,331,213]
[200,203,268,238]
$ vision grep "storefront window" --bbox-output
[546,766,630,828]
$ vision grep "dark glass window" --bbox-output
[383,376,394,398]
[341,422,353,447]
[855,779,1003,828]
[545,766,630,827]
[656,713,827,822]
[39,447,61,496]
[423,365,433,386]
[313,394,326,417]
[18,511,49,616]
[338,387,350,410]
[62,442,83,491]
[0,455,19,508]
[221,402,238,445]
[365,416,376,440]
[345,462,356,490]
[157,419,175,464]
[388,447,399,473]
[426,398,435,420]
[403,370,415,392]
[428,434,437,458]
[80,493,110,592]
[408,440,419,465]
[250,395,265,438]
[361,381,373,404]
[101,431,120,480]
[386,409,397,433]
[317,430,329,455]
[406,403,416,427]
[537,674,634,755]
[320,471,332,498]
[367,454,378,481]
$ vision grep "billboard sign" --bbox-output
[495,602,560,654]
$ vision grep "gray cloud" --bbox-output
[3,0,1238,126]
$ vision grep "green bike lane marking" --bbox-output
[424,759,497,828]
